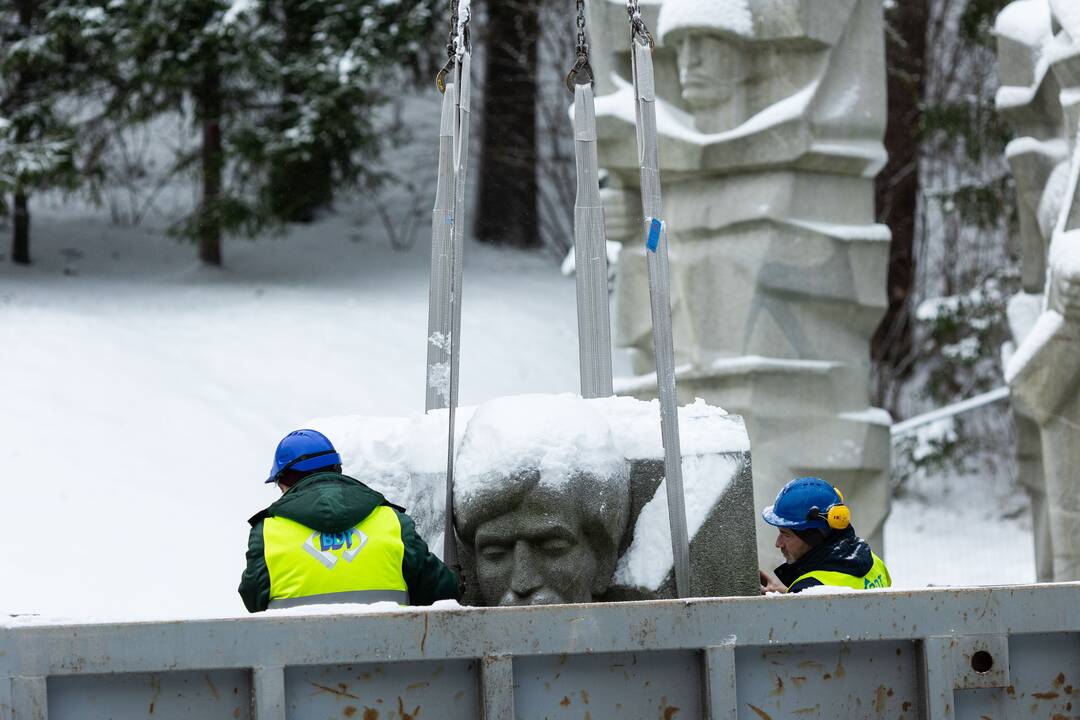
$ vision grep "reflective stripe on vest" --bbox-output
[267,589,409,609]
[263,505,408,606]
[790,552,892,591]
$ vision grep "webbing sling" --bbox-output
[425,79,458,411]
[629,23,691,598]
[572,82,614,399]
[442,47,471,570]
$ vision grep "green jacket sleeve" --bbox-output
[238,520,272,613]
[396,510,461,605]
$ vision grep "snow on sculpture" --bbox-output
[994,0,1067,582]
[1003,0,1080,580]
[588,0,892,562]
[310,394,759,604]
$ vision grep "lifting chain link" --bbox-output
[565,0,594,93]
[436,0,460,93]
[625,0,654,48]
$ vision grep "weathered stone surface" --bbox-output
[312,394,759,605]
[590,0,891,562]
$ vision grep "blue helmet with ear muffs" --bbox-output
[762,477,851,531]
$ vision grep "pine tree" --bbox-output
[0,1,113,265]
[106,0,439,266]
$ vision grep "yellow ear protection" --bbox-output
[806,486,851,530]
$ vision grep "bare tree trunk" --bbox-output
[12,190,30,265]
[10,0,35,266]
[198,64,223,267]
[872,0,930,411]
[476,0,540,248]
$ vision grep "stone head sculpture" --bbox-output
[455,395,630,606]
[657,0,753,133]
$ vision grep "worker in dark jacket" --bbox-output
[758,477,891,594]
[239,429,460,612]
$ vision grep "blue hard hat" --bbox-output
[761,477,843,531]
[266,429,342,483]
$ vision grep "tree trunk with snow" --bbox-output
[872,0,929,411]
[476,0,540,249]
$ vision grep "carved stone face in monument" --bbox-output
[675,33,747,115]
[468,472,621,605]
[454,395,631,606]
[657,0,753,133]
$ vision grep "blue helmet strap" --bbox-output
[271,449,338,483]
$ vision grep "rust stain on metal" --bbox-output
[792,705,819,715]
[874,685,888,714]
[148,673,161,715]
[310,682,360,700]
[747,703,773,720]
[1033,691,1060,700]
[581,689,590,704]
[901,701,912,712]
[343,706,357,718]
[421,613,429,654]
[560,696,571,707]
[205,674,220,700]
[397,696,420,719]
[769,674,784,696]
[823,673,832,681]
[791,675,807,688]
[662,705,679,719]
[233,708,240,719]
[1005,685,1016,696]
[405,681,429,692]
[363,709,379,720]
[1055,672,1066,688]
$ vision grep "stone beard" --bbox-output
[456,468,630,607]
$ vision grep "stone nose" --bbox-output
[509,541,543,598]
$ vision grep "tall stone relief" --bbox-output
[312,394,760,605]
[995,0,1068,582]
[1003,0,1080,581]
[588,0,892,562]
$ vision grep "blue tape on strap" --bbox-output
[646,217,663,253]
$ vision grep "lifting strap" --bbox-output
[628,10,691,598]
[426,80,457,411]
[442,45,471,569]
[568,0,613,399]
[427,0,471,568]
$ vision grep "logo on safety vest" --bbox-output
[303,528,368,569]
[864,574,885,589]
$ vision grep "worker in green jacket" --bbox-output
[239,429,460,612]
[758,477,891,594]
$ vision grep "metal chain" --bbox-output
[446,0,459,60]
[436,0,460,92]
[625,0,653,47]
[565,0,593,92]
[576,0,588,56]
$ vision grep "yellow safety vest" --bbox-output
[789,552,891,591]
[263,505,409,608]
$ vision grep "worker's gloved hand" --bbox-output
[759,569,787,595]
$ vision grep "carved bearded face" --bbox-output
[472,481,610,606]
[675,32,747,111]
